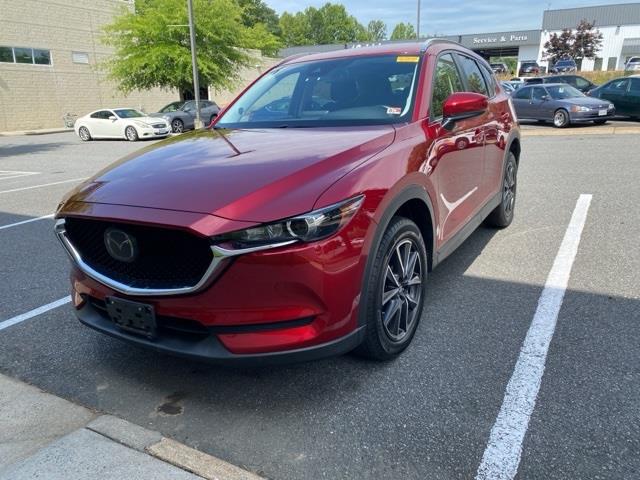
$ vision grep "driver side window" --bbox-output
[430,53,464,119]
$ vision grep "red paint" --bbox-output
[57,41,520,360]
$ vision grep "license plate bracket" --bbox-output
[105,297,157,339]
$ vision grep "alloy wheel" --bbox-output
[554,110,568,127]
[79,127,90,141]
[172,119,184,133]
[381,238,423,342]
[125,126,138,141]
[503,160,516,215]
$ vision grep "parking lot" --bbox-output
[0,130,638,479]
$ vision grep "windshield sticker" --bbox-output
[386,107,402,115]
[397,56,419,63]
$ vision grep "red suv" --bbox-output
[55,40,520,364]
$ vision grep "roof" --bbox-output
[542,3,640,30]
[281,39,461,65]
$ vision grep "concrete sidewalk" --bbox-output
[0,374,262,480]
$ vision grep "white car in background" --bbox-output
[74,108,170,142]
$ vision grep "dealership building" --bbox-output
[281,3,640,73]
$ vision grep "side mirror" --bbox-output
[441,92,488,130]
[108,115,117,121]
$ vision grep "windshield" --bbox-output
[216,54,421,128]
[114,109,145,119]
[159,102,184,113]
[546,85,584,99]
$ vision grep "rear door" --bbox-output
[599,79,630,114]
[626,78,640,116]
[511,86,532,118]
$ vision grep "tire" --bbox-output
[355,217,428,360]
[171,118,184,133]
[485,152,518,228]
[594,119,607,125]
[209,114,216,126]
[125,126,139,142]
[553,109,570,128]
[78,126,91,141]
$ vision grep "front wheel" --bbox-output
[125,126,139,142]
[356,217,428,360]
[171,119,184,133]
[78,126,91,141]
[553,109,570,128]
[485,152,517,228]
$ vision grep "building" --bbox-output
[0,0,274,131]
[280,2,640,74]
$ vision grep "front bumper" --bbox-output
[75,297,365,365]
[569,108,616,122]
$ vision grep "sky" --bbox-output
[266,0,640,36]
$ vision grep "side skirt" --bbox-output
[433,191,501,268]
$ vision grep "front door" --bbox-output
[428,52,486,246]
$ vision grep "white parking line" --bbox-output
[0,177,86,194]
[0,214,54,231]
[0,296,71,332]
[0,170,40,181]
[475,194,592,480]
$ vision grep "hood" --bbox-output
[562,97,612,108]
[136,116,167,125]
[64,126,395,223]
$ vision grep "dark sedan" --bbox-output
[518,61,540,76]
[549,59,577,73]
[588,75,640,119]
[512,83,615,127]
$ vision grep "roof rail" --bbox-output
[420,38,462,53]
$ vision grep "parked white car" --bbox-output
[74,108,170,142]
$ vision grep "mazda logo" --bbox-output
[104,228,138,263]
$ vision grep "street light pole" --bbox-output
[187,0,202,129]
[416,0,421,39]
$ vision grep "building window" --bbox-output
[72,52,90,64]
[0,46,13,62]
[0,46,51,65]
[607,57,617,71]
[594,57,603,71]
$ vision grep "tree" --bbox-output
[572,19,603,61]
[101,0,280,96]
[279,3,369,46]
[237,0,280,36]
[367,20,387,42]
[543,28,574,64]
[390,22,417,41]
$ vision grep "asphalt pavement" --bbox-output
[0,131,638,479]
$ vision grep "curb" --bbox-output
[0,128,72,137]
[521,126,640,136]
[87,415,264,480]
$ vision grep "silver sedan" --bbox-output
[152,100,220,133]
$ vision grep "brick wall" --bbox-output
[0,0,275,131]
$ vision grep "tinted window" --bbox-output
[430,53,464,119]
[605,79,629,92]
[90,111,112,120]
[160,102,184,113]
[456,54,488,95]
[513,87,531,100]
[630,79,640,92]
[217,54,421,128]
[479,63,497,97]
[532,87,547,101]
[575,77,591,89]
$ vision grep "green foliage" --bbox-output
[390,22,417,41]
[101,0,280,95]
[367,20,387,42]
[278,3,371,47]
[237,0,280,36]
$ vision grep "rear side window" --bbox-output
[513,87,531,100]
[90,110,111,119]
[455,54,488,96]
[575,77,590,89]
[430,53,464,119]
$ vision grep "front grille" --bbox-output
[64,218,213,290]
[151,123,166,129]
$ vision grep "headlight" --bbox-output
[571,105,590,113]
[608,104,615,109]
[212,195,364,250]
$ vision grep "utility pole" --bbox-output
[187,0,202,129]
[416,0,421,39]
